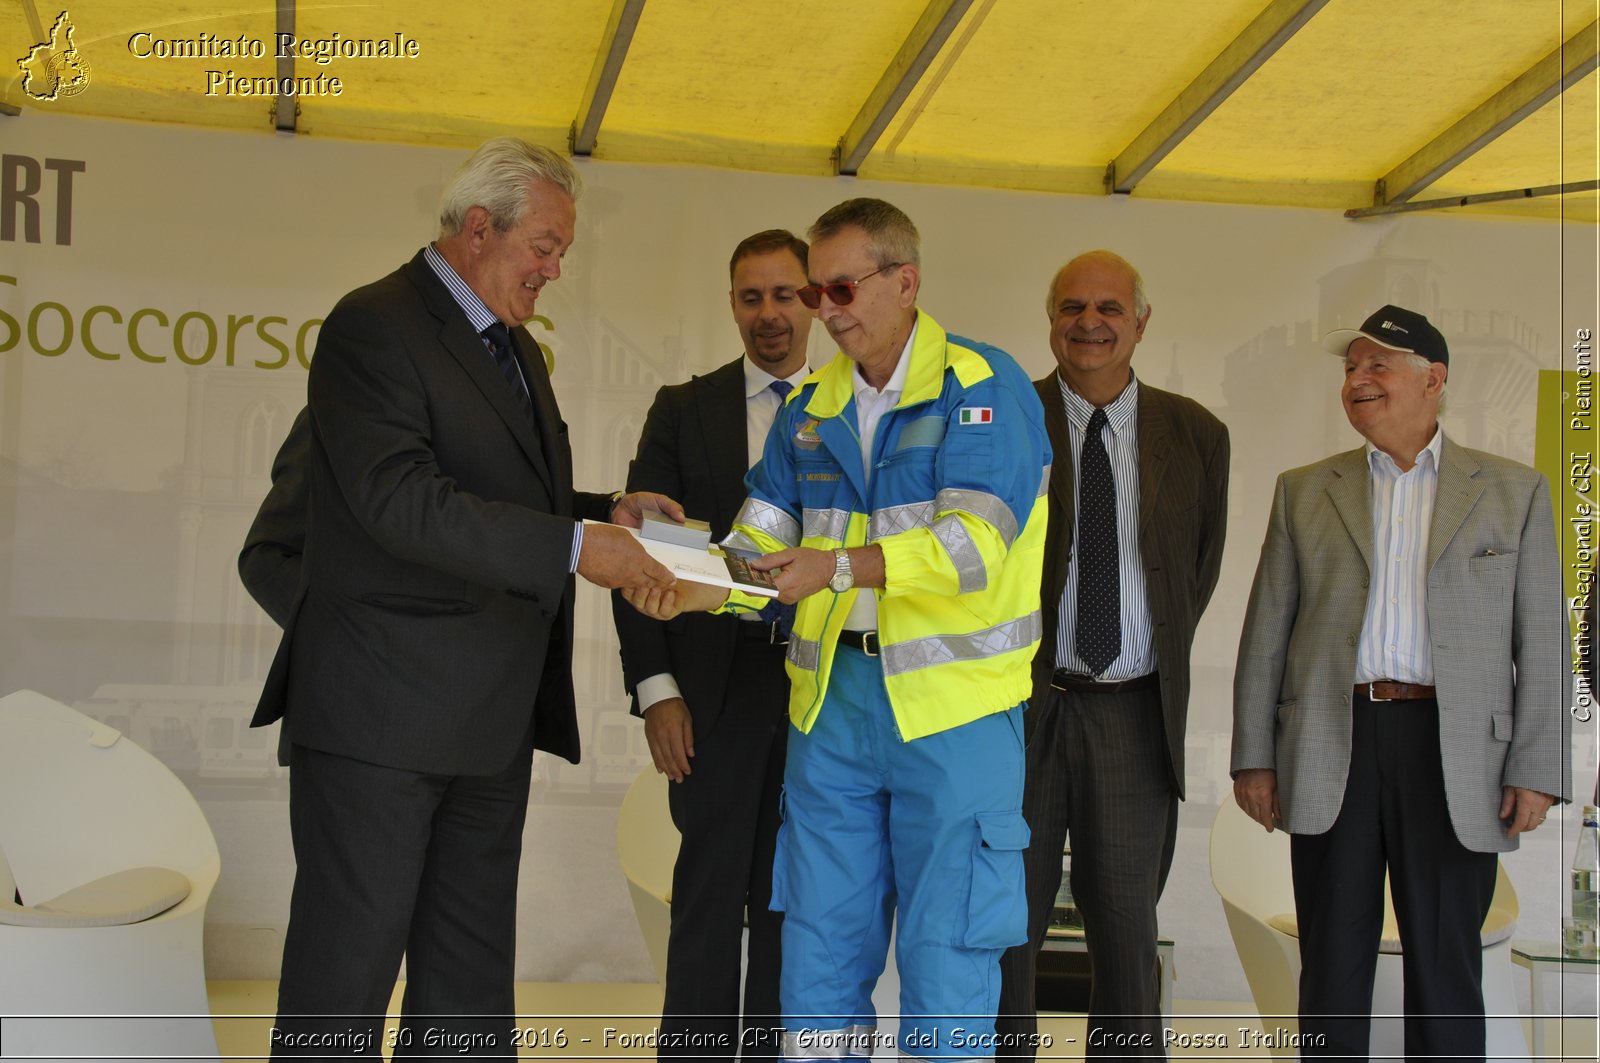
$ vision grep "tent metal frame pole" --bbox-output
[273,0,297,133]
[571,0,647,157]
[835,0,975,177]
[1107,0,1330,194]
[1346,179,1599,219]
[1376,20,1599,206]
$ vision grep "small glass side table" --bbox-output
[1510,939,1599,1059]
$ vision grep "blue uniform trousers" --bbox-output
[774,644,1029,1062]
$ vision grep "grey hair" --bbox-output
[1045,251,1150,318]
[1402,351,1449,414]
[438,137,582,238]
[808,198,921,269]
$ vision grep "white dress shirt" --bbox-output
[842,324,915,633]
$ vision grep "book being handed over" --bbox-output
[584,512,779,598]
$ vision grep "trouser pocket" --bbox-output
[964,809,1030,948]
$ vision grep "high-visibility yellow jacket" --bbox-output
[722,310,1050,741]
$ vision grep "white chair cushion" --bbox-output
[0,866,190,927]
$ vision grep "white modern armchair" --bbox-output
[1210,792,1525,1061]
[0,689,222,1062]
[617,766,678,983]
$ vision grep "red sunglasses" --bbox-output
[796,263,903,310]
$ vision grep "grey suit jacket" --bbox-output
[249,250,613,775]
[1232,436,1572,852]
[1032,374,1230,798]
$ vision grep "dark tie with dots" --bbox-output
[1075,406,1120,675]
[482,322,535,429]
[756,379,796,639]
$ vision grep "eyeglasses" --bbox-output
[796,263,903,310]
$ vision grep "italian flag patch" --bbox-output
[958,407,993,425]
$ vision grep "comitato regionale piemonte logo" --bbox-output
[17,11,91,102]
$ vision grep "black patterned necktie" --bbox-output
[756,378,796,639]
[1075,406,1121,675]
[482,322,535,428]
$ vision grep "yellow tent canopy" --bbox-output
[4,0,1596,222]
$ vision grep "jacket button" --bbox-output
[1346,634,1356,646]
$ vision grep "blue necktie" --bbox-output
[1075,406,1120,675]
[482,322,535,429]
[756,379,796,640]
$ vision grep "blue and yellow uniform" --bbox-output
[722,309,1050,1062]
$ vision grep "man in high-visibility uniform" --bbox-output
[626,197,1051,1062]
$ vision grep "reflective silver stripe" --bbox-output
[868,499,935,540]
[781,1025,879,1061]
[732,497,800,548]
[802,507,851,543]
[881,610,1044,677]
[721,530,766,557]
[788,634,822,673]
[931,513,987,594]
[936,487,1017,547]
[1038,463,1051,497]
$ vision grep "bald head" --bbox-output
[1045,251,1148,320]
[1046,250,1152,407]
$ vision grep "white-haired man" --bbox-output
[253,137,676,1058]
[1232,304,1569,1057]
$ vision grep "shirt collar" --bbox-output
[1366,425,1443,477]
[1059,369,1139,435]
[423,243,499,336]
[852,320,917,403]
[744,357,811,401]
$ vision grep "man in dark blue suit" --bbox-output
[248,138,677,1059]
[612,230,813,1062]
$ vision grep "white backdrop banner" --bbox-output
[2,113,1594,1001]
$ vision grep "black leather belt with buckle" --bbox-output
[1050,670,1159,694]
[838,629,881,657]
[739,620,788,646]
[1354,681,1436,702]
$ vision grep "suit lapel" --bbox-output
[1036,374,1074,603]
[512,328,562,504]
[1136,388,1173,545]
[1428,435,1482,571]
[404,254,557,498]
[1325,448,1374,572]
[693,359,751,534]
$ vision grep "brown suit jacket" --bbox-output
[1032,373,1230,798]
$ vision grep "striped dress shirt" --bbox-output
[1355,430,1442,685]
[1054,373,1156,679]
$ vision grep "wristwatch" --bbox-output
[828,548,854,593]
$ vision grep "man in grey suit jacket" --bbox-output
[611,230,813,1062]
[1233,304,1570,1059]
[250,138,677,1059]
[998,251,1229,1057]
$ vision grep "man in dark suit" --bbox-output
[1233,305,1569,1057]
[611,230,813,1063]
[250,137,677,1059]
[998,251,1230,1057]
[239,408,308,629]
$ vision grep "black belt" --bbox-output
[1050,669,1158,694]
[738,620,789,646]
[838,629,882,657]
[1354,681,1436,702]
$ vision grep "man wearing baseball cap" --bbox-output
[1231,304,1570,1057]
